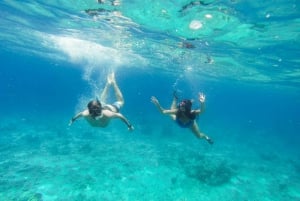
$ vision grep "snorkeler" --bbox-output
[69,73,134,131]
[151,92,213,144]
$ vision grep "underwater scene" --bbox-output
[0,0,300,200]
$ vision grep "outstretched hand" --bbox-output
[207,137,214,145]
[198,92,205,103]
[68,118,74,126]
[128,125,134,131]
[151,96,159,105]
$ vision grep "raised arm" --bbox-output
[198,92,206,113]
[193,92,206,114]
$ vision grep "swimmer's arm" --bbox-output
[69,110,87,126]
[151,96,177,115]
[114,113,134,131]
[151,96,175,114]
[151,96,164,113]
[193,103,206,114]
[162,109,177,115]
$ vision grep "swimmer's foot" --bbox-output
[107,72,115,84]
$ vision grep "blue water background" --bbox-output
[0,0,300,200]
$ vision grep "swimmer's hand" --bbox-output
[69,118,75,126]
[151,96,159,105]
[151,96,165,113]
[128,125,134,131]
[206,137,214,145]
[199,92,206,103]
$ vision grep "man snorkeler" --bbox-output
[69,73,134,131]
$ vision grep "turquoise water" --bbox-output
[1,0,300,200]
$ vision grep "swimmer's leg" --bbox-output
[190,122,213,144]
[110,72,124,108]
[100,76,111,103]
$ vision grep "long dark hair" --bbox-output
[176,99,196,120]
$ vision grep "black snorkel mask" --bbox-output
[178,99,192,111]
[87,99,102,118]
